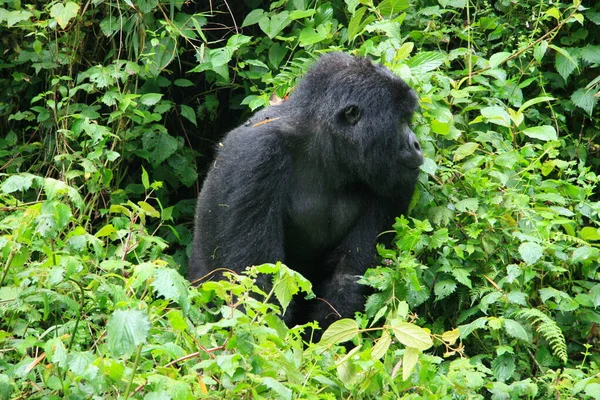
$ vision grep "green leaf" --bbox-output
[521,125,557,141]
[318,319,359,347]
[299,25,329,46]
[518,242,543,265]
[580,227,600,241]
[50,2,80,29]
[241,9,264,27]
[100,15,118,36]
[152,267,190,312]
[504,319,529,341]
[534,40,548,62]
[180,104,197,127]
[481,106,511,127]
[268,43,287,68]
[174,79,194,87]
[453,142,479,162]
[571,88,597,116]
[371,330,392,359]
[489,52,511,68]
[518,96,554,113]
[348,6,369,40]
[434,279,457,299]
[289,9,315,20]
[492,354,515,382]
[406,51,445,74]
[141,167,150,189]
[258,11,291,39]
[581,45,600,64]
[142,130,179,166]
[1,173,35,193]
[261,377,292,400]
[455,198,479,212]
[402,347,420,380]
[106,309,150,357]
[139,93,163,106]
[5,10,32,27]
[137,0,158,14]
[389,320,433,350]
[552,45,578,81]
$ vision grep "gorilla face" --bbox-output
[318,60,423,197]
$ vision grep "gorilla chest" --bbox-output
[285,185,364,249]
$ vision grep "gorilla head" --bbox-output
[190,52,423,335]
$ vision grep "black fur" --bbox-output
[189,52,423,331]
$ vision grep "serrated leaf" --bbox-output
[420,157,437,175]
[389,321,433,351]
[318,319,359,346]
[402,347,420,381]
[50,2,80,29]
[534,40,548,61]
[518,242,543,265]
[571,87,597,116]
[455,198,479,212]
[504,318,529,341]
[581,45,600,64]
[453,142,479,162]
[142,130,179,166]
[492,354,515,382]
[521,125,557,141]
[434,279,457,299]
[106,309,150,357]
[1,173,35,193]
[552,46,578,81]
[153,267,190,312]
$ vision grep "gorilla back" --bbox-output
[189,52,423,330]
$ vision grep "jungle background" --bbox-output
[1,0,600,398]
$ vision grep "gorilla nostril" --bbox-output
[413,140,421,151]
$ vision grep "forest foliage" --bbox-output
[1,0,600,398]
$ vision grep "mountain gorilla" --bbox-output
[189,52,423,333]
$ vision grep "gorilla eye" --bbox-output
[342,105,361,125]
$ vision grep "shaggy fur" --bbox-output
[189,52,423,330]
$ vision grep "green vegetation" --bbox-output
[1,0,600,398]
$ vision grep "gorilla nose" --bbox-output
[412,139,421,152]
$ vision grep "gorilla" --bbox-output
[189,52,423,332]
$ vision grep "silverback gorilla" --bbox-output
[189,52,423,332]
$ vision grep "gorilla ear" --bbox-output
[342,105,361,125]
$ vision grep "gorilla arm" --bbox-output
[189,127,292,280]
[308,197,399,324]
